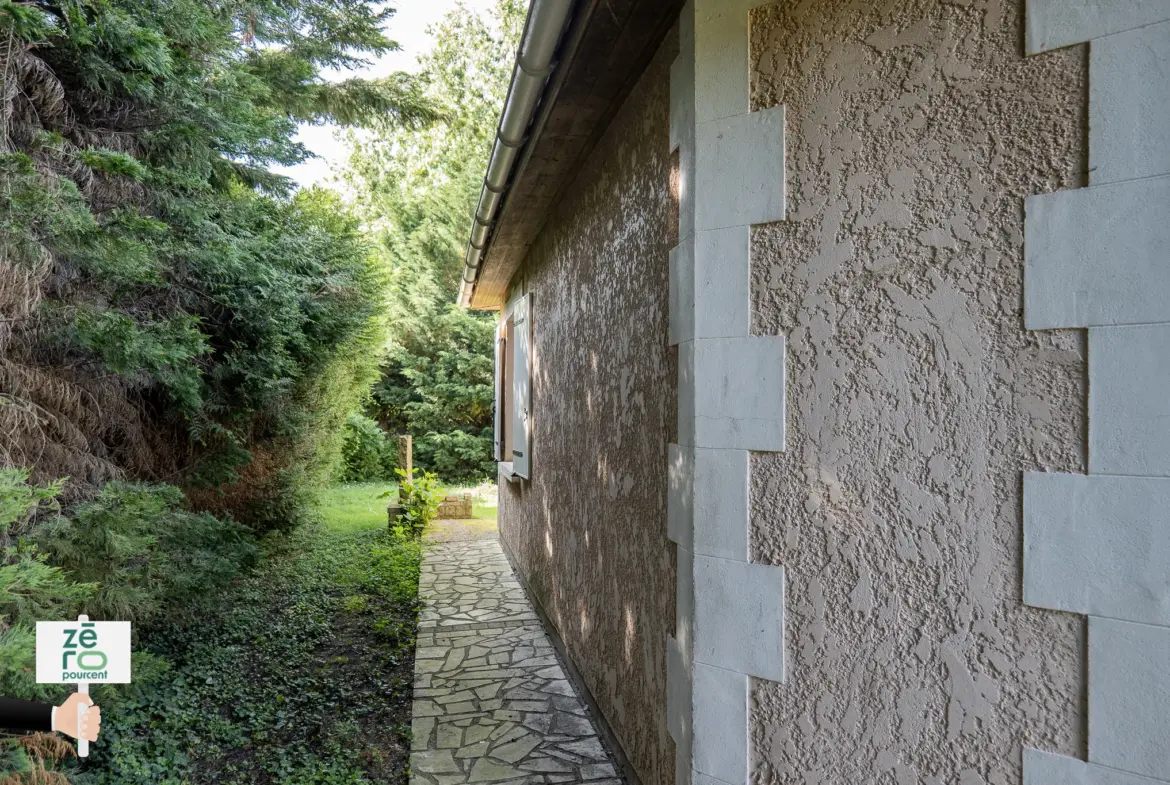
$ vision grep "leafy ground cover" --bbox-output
[81,496,422,785]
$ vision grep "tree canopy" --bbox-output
[343,0,523,482]
[1,0,431,525]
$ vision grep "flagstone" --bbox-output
[467,758,524,782]
[580,763,616,780]
[412,749,460,774]
[436,690,478,705]
[474,683,501,700]
[552,713,595,736]
[455,740,490,758]
[491,734,542,763]
[408,521,622,784]
[558,738,606,760]
[520,756,573,773]
[521,713,553,734]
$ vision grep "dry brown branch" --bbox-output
[0,732,75,785]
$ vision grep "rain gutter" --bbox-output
[456,0,575,308]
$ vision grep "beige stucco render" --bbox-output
[495,0,1094,782]
[497,33,679,785]
[747,1,1088,783]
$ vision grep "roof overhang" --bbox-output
[461,0,684,309]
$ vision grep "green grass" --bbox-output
[315,482,399,532]
[445,481,498,521]
[318,480,498,529]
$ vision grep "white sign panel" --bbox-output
[36,620,132,684]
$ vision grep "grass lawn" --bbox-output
[84,495,422,785]
[319,480,499,530]
[316,481,399,532]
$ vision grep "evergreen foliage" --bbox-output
[344,0,523,483]
[339,413,396,482]
[0,0,426,525]
[0,471,254,741]
[0,470,420,782]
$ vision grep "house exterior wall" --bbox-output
[745,1,1090,783]
[497,33,679,785]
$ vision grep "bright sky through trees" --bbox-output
[274,0,498,187]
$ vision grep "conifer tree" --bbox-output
[344,0,523,481]
[0,0,432,527]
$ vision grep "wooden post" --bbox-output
[396,435,413,506]
[397,435,412,480]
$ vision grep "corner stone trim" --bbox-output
[667,2,786,785]
[1023,2,1170,782]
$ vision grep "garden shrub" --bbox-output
[0,469,94,697]
[415,428,496,483]
[339,414,397,482]
[391,469,444,537]
[35,482,258,626]
[1,470,256,697]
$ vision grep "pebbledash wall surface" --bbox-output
[497,30,679,785]
[743,0,1088,783]
[495,1,1170,785]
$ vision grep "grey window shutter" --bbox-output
[493,326,504,462]
[511,294,532,478]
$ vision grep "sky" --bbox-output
[272,0,497,188]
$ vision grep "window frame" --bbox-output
[494,292,530,482]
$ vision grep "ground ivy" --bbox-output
[80,525,421,785]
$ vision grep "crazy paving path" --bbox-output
[410,519,624,785]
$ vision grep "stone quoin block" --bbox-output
[1090,21,1170,184]
[666,635,691,747]
[1089,324,1170,477]
[693,555,784,681]
[692,772,737,785]
[690,661,747,785]
[1025,0,1170,53]
[1089,617,1170,779]
[670,52,695,154]
[1024,472,1170,626]
[695,106,785,232]
[678,340,696,447]
[692,448,749,562]
[669,242,696,346]
[676,544,695,657]
[1024,175,1170,329]
[692,336,786,451]
[667,443,695,549]
[694,226,750,338]
[693,0,756,124]
[1024,748,1168,785]
[679,138,697,244]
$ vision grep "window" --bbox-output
[494,317,512,461]
[494,294,531,479]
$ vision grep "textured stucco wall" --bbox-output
[746,2,1089,783]
[497,33,678,785]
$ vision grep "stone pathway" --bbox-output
[410,520,623,785]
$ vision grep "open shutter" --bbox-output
[511,294,532,478]
[493,324,504,461]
